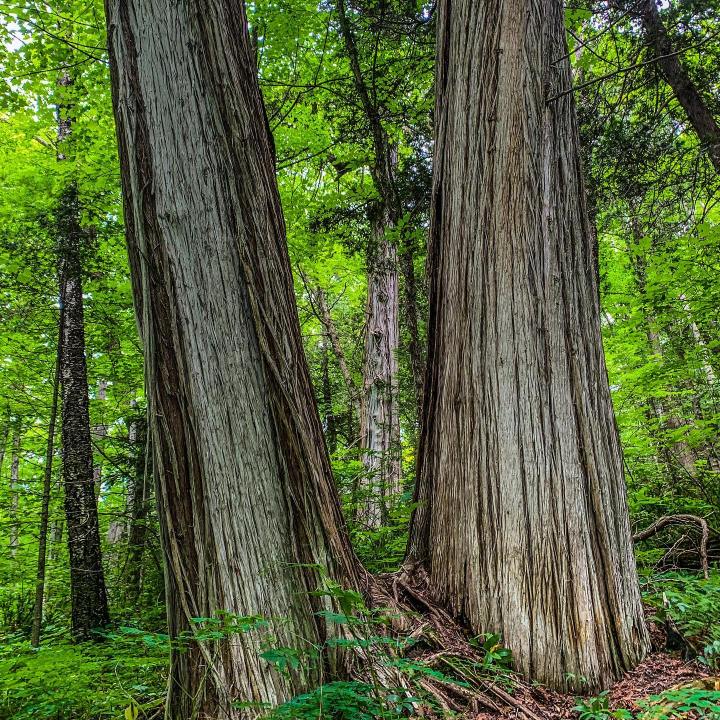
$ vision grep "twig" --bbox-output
[634,514,710,579]
[547,27,720,103]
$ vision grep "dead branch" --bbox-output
[634,514,710,579]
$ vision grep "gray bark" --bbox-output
[105,1,365,716]
[359,207,401,527]
[408,0,649,691]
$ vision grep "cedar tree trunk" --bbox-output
[407,0,649,691]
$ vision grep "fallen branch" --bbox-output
[634,514,710,579]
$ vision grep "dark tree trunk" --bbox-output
[105,1,365,716]
[637,0,720,172]
[407,0,649,691]
[58,184,110,638]
[31,320,62,647]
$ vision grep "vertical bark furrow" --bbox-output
[359,205,401,527]
[408,0,649,690]
[106,2,364,716]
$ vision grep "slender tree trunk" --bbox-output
[49,519,63,561]
[626,220,703,481]
[9,431,20,558]
[125,413,151,601]
[321,343,338,454]
[407,0,649,691]
[0,422,7,544]
[680,294,716,384]
[636,0,720,172]
[31,319,62,647]
[0,421,8,482]
[106,2,365,716]
[58,183,110,638]
[399,243,424,425]
[359,206,401,526]
[300,269,359,407]
[645,317,700,480]
[336,0,403,516]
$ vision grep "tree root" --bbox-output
[351,566,553,719]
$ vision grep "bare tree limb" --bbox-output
[634,514,710,579]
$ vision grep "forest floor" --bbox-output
[381,571,720,719]
[1,573,718,720]
[498,651,714,719]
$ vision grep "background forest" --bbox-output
[0,0,719,719]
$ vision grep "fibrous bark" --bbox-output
[105,1,364,716]
[359,206,401,527]
[408,0,649,691]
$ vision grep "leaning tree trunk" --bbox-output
[359,205,402,527]
[407,0,649,691]
[636,0,720,172]
[105,1,365,716]
[58,184,110,638]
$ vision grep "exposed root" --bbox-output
[351,566,551,719]
[350,567,714,719]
